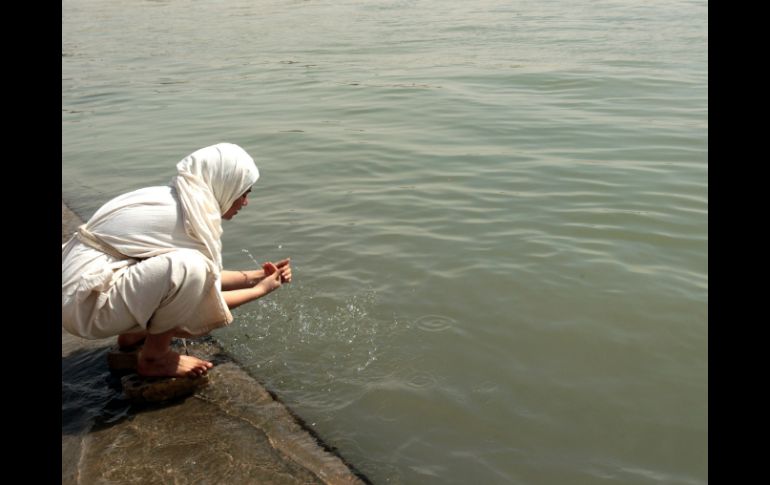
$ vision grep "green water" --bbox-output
[63,0,707,483]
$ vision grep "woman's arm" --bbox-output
[221,269,264,290]
[221,260,292,310]
[222,277,278,310]
[221,258,292,290]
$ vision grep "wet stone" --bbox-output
[121,373,209,402]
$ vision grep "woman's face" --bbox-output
[222,188,251,220]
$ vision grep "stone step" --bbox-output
[121,373,209,402]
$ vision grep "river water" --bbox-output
[62,1,708,483]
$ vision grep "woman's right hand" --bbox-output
[273,258,292,283]
[263,258,292,283]
[257,262,284,294]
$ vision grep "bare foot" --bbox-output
[137,350,213,378]
[118,332,147,350]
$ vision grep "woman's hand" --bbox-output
[275,258,292,283]
[257,262,284,294]
[221,258,292,309]
[258,258,292,292]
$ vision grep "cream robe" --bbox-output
[62,142,259,339]
[61,186,233,338]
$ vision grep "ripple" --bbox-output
[414,314,457,333]
[405,371,440,391]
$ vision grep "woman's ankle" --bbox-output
[118,332,147,350]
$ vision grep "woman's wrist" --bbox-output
[240,269,266,287]
[239,270,252,286]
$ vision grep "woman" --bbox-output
[62,143,292,378]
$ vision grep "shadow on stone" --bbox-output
[62,337,229,436]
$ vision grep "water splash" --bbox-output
[223,287,396,391]
[241,248,260,267]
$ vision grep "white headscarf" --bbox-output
[172,143,260,270]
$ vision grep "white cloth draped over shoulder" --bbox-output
[174,142,260,271]
[62,143,260,339]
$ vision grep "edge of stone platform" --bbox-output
[61,199,371,485]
